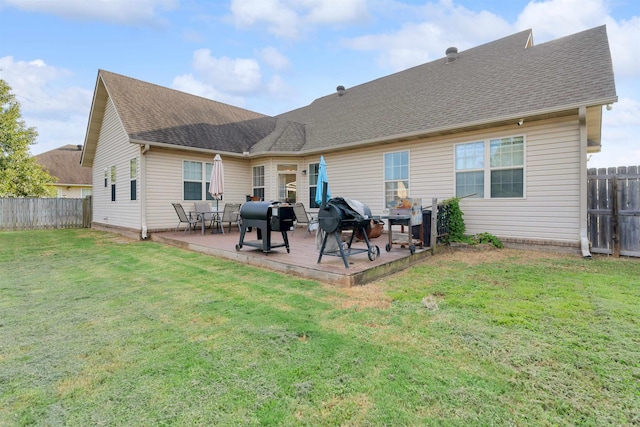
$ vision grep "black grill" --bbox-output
[236,202,294,253]
[317,197,380,268]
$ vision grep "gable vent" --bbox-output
[446,47,458,62]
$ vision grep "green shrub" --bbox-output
[471,232,503,248]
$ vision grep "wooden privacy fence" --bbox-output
[587,166,640,257]
[0,197,92,230]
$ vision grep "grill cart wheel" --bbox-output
[368,245,380,261]
[235,244,242,251]
[385,243,391,252]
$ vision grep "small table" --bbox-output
[190,209,222,235]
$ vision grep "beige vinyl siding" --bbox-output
[92,98,141,229]
[308,115,582,244]
[144,149,252,230]
[458,117,581,243]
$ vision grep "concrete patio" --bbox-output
[151,225,434,287]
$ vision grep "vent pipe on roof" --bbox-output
[446,47,458,62]
[336,85,346,96]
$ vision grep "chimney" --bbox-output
[446,47,458,62]
[336,85,346,96]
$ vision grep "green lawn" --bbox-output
[1,229,638,426]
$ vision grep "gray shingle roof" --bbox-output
[272,25,616,153]
[99,70,277,153]
[35,144,92,185]
[86,25,616,161]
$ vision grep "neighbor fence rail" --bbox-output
[0,197,92,230]
[587,166,640,257]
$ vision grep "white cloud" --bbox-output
[605,16,640,78]
[0,0,178,26]
[230,0,369,39]
[259,47,290,71]
[0,56,92,155]
[171,74,246,107]
[515,0,607,41]
[191,49,262,94]
[344,2,510,71]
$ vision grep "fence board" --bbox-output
[0,198,91,230]
[587,166,640,257]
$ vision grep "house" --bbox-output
[81,25,617,253]
[35,144,93,198]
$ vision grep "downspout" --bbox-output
[140,144,150,239]
[578,107,591,258]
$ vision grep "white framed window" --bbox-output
[110,165,116,201]
[130,158,137,201]
[455,135,525,198]
[308,163,319,208]
[455,141,485,198]
[182,161,214,200]
[252,165,265,200]
[384,151,409,208]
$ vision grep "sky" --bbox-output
[0,0,638,168]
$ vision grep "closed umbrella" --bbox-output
[315,155,331,208]
[209,154,224,209]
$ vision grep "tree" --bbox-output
[0,78,56,197]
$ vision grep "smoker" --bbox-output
[317,197,381,268]
[235,201,294,253]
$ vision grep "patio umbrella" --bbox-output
[315,155,331,208]
[209,154,224,209]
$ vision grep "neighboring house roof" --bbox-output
[82,25,616,165]
[35,144,92,186]
[274,25,617,153]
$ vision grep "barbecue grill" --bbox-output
[236,201,294,253]
[385,198,424,254]
[317,197,380,268]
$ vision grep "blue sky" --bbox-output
[1,0,638,168]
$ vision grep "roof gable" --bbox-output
[82,70,277,165]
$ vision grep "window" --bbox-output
[182,161,215,201]
[81,189,92,198]
[205,162,215,201]
[308,163,319,208]
[455,136,524,198]
[252,165,265,200]
[110,165,116,201]
[104,169,108,188]
[490,136,524,197]
[183,161,203,200]
[130,158,137,201]
[384,151,409,208]
[455,141,484,198]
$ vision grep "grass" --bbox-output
[0,229,638,426]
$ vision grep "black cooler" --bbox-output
[236,201,294,253]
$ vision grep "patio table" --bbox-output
[190,209,223,235]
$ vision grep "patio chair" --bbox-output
[194,201,218,231]
[292,203,318,238]
[220,203,241,234]
[172,203,198,235]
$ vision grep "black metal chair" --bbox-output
[172,203,198,235]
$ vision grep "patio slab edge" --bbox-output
[151,233,432,286]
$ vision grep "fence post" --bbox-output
[612,176,620,257]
